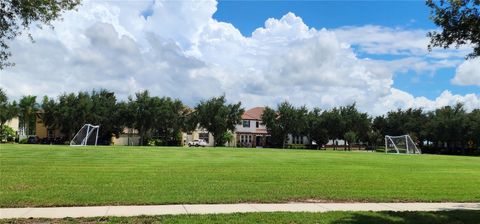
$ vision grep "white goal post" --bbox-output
[70,124,100,146]
[385,134,421,154]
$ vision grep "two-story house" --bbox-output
[235,107,269,148]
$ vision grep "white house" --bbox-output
[235,107,269,147]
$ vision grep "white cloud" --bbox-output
[375,89,480,113]
[0,0,478,115]
[333,25,471,59]
[452,58,480,86]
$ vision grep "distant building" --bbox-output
[111,128,141,146]
[182,129,216,147]
[235,107,269,148]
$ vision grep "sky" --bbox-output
[1,0,479,115]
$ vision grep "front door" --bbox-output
[256,135,262,147]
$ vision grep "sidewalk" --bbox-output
[1,203,479,219]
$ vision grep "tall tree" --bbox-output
[344,131,358,151]
[40,96,59,131]
[18,95,39,135]
[433,104,468,152]
[366,130,382,150]
[53,92,92,139]
[465,109,480,151]
[305,108,329,149]
[1,0,81,69]
[338,104,371,149]
[322,108,343,150]
[152,97,187,146]
[426,0,480,58]
[88,90,122,144]
[56,93,80,139]
[194,96,244,147]
[262,102,307,148]
[128,90,156,146]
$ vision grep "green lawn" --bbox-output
[2,211,480,224]
[0,144,479,207]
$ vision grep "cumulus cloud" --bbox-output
[374,89,480,113]
[452,58,480,86]
[0,0,478,115]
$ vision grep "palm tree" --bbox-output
[18,95,39,136]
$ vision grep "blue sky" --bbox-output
[214,1,435,34]
[214,1,477,100]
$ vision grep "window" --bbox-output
[293,136,302,144]
[242,120,250,128]
[256,121,259,128]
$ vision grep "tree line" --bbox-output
[0,88,478,154]
[0,89,244,146]
[263,102,479,155]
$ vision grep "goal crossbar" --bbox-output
[385,134,421,154]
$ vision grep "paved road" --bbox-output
[1,203,479,219]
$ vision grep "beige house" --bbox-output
[35,114,63,139]
[111,128,141,146]
[181,129,215,147]
[4,117,20,133]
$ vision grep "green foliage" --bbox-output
[305,108,329,148]
[466,109,480,148]
[221,131,234,145]
[1,0,81,69]
[0,88,18,132]
[344,131,358,150]
[339,104,371,142]
[18,95,39,136]
[375,108,429,148]
[125,90,187,146]
[426,0,480,58]
[321,108,343,149]
[0,125,16,142]
[367,130,382,149]
[193,95,244,146]
[1,88,478,154]
[372,104,479,154]
[262,102,308,148]
[41,90,123,144]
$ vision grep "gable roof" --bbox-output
[242,107,265,120]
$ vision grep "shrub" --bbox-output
[0,125,16,142]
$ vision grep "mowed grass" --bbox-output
[0,144,479,207]
[3,211,480,224]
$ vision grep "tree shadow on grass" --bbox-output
[331,210,480,224]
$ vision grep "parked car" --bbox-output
[27,136,39,144]
[188,139,207,147]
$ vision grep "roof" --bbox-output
[241,107,265,120]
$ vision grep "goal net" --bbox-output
[70,124,100,146]
[385,135,421,154]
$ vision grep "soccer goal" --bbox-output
[70,124,100,146]
[385,135,421,154]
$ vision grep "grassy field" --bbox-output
[0,144,479,207]
[2,211,480,224]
